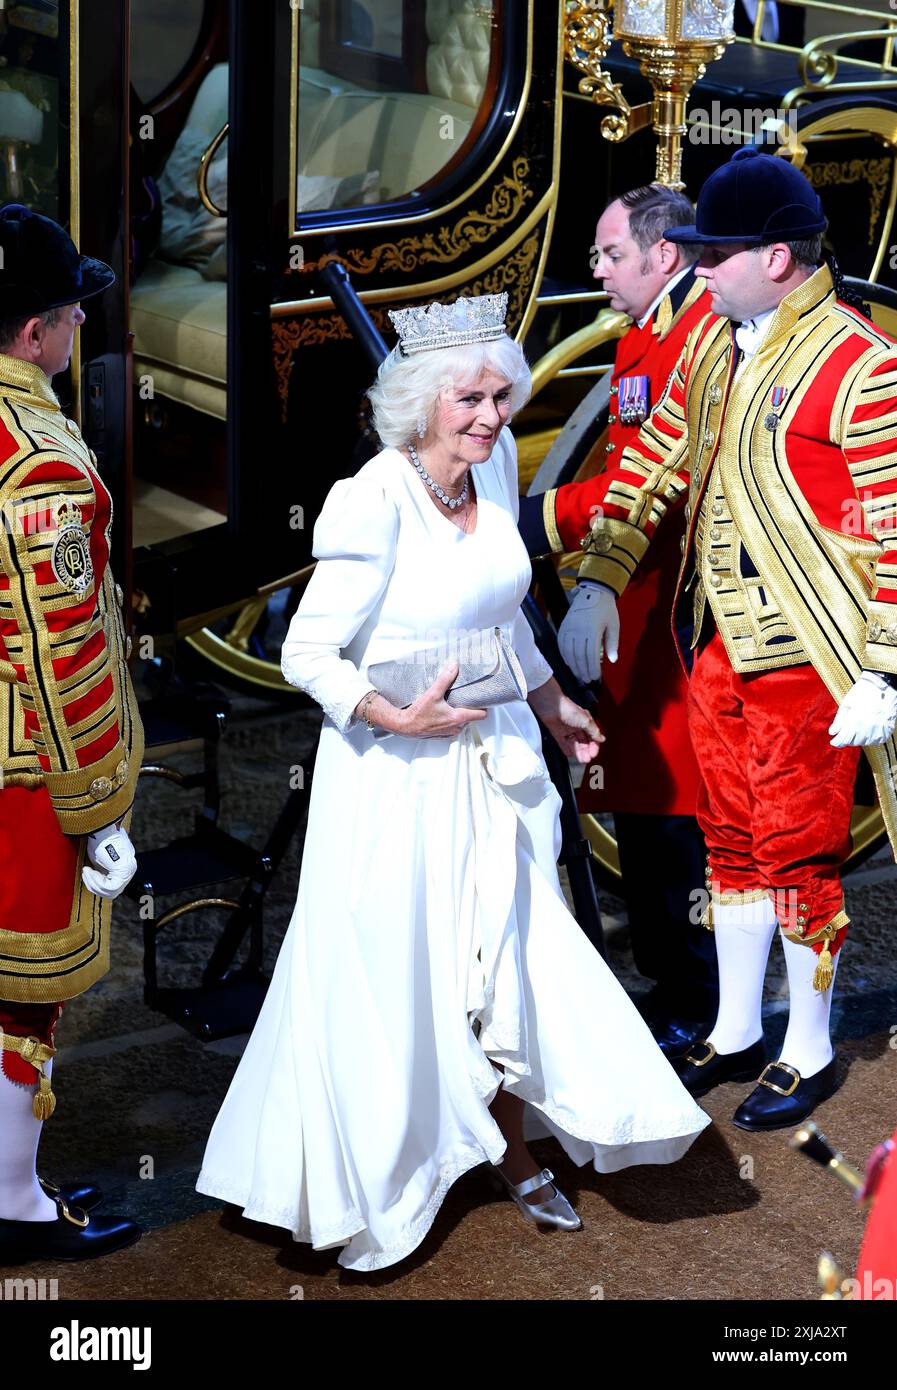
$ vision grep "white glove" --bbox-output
[829,671,897,747]
[81,822,138,900]
[558,581,620,685]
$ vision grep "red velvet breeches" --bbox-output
[0,786,72,1085]
[687,630,860,959]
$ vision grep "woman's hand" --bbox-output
[527,677,604,764]
[356,663,486,739]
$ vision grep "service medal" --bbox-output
[764,385,789,433]
[618,374,650,425]
[50,497,93,595]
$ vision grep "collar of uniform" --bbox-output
[638,264,693,332]
[748,262,835,356]
[0,353,61,413]
[653,266,705,340]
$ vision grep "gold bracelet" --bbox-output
[359,689,378,729]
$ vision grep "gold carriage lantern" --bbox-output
[565,0,735,189]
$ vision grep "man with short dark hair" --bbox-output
[0,204,144,1261]
[519,184,720,1059]
[567,148,897,1130]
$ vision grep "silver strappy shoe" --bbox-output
[490,1165,583,1230]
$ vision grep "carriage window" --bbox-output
[131,0,207,107]
[0,2,61,217]
[296,0,499,218]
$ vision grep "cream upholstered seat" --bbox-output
[299,68,475,204]
[130,259,227,421]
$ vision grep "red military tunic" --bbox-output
[0,353,143,1028]
[542,271,714,815]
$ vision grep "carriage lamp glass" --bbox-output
[614,0,736,42]
[611,0,735,188]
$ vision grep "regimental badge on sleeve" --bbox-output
[50,497,93,595]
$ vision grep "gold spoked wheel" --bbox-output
[182,568,317,699]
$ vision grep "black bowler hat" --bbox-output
[663,147,827,246]
[0,203,115,318]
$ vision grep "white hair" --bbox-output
[367,336,532,449]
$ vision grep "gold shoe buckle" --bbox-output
[685,1040,716,1067]
[57,1197,89,1230]
[757,1062,800,1097]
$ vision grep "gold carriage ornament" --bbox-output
[564,0,735,189]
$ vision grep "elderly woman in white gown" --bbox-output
[196,293,709,1272]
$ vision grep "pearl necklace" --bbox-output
[407,443,469,510]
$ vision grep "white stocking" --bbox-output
[777,930,839,1079]
[706,898,777,1054]
[0,1057,57,1221]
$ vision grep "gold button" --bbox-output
[703,428,714,448]
[684,505,691,522]
[796,915,808,926]
[65,418,80,437]
[693,469,702,490]
[607,413,617,425]
[711,501,724,517]
[710,527,722,542]
[798,902,809,913]
[90,776,112,800]
[795,924,805,936]
[680,535,686,553]
[709,574,722,589]
[115,758,129,785]
[888,623,897,643]
[605,442,615,454]
[596,533,613,553]
[869,618,883,641]
[126,635,133,659]
[610,384,618,396]
[88,448,98,465]
[709,384,722,405]
[115,582,124,608]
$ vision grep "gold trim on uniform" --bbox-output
[0,355,144,1001]
[569,264,897,905]
[542,487,564,555]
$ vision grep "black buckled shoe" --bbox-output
[38,1176,102,1213]
[674,1037,767,1098]
[0,1197,142,1264]
[731,1056,838,1132]
[650,1016,713,1060]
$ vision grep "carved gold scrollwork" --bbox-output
[299,157,533,278]
[466,231,541,329]
[799,30,897,91]
[271,309,392,421]
[804,157,891,246]
[563,0,633,142]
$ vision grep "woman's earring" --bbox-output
[416,415,427,440]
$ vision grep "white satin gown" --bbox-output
[196,428,710,1271]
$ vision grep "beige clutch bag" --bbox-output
[367,626,527,709]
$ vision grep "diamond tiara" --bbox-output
[388,293,509,356]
